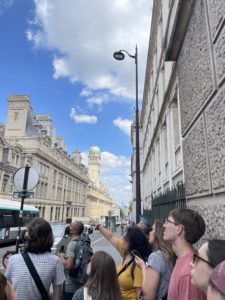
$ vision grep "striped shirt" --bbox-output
[6,252,65,300]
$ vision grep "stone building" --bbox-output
[1,95,89,222]
[140,0,225,238]
[0,95,114,222]
[86,146,114,222]
[138,0,183,214]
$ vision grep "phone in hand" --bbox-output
[131,250,143,259]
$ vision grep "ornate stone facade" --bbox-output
[142,0,225,238]
[1,95,89,222]
[0,95,114,222]
[87,146,114,221]
[139,0,184,216]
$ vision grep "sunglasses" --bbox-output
[192,251,213,268]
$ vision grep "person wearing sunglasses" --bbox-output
[163,208,206,300]
[190,239,225,293]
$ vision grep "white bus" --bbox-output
[0,198,39,247]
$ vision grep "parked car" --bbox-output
[51,223,71,254]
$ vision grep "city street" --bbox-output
[0,228,123,273]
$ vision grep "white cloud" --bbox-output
[113,117,131,136]
[81,150,131,204]
[70,107,97,124]
[27,0,152,100]
[86,95,108,107]
[0,0,14,15]
[80,88,93,97]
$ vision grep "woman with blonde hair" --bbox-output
[134,219,175,300]
[72,251,122,300]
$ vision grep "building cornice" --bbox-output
[165,0,196,61]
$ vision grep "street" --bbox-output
[0,228,123,273]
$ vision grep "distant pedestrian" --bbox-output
[0,272,16,300]
[58,221,85,300]
[190,239,225,293]
[72,251,122,300]
[137,220,152,236]
[207,260,225,300]
[163,208,207,300]
[89,218,151,300]
[6,217,65,300]
[120,224,124,235]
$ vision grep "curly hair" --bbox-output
[125,226,151,260]
[25,217,54,253]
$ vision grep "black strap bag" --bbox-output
[117,257,134,277]
[22,252,50,300]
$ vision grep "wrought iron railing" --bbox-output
[143,182,186,224]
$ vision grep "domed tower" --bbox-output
[88,146,100,188]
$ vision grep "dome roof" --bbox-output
[89,146,100,154]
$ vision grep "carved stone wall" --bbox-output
[177,0,225,239]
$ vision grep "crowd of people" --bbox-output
[1,208,225,300]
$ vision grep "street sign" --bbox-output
[13,166,39,192]
[13,192,35,199]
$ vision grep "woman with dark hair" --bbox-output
[89,218,151,300]
[190,239,225,293]
[134,219,175,300]
[5,217,65,300]
[72,251,122,300]
[0,273,16,300]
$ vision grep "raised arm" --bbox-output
[89,218,120,250]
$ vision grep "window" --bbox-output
[2,175,9,193]
[50,207,53,221]
[172,99,180,149]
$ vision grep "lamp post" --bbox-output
[113,45,141,224]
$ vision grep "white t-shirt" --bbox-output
[6,252,65,300]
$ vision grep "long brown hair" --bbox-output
[153,219,176,264]
[85,251,122,300]
[0,273,7,300]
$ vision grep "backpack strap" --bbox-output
[118,257,134,277]
[130,260,136,280]
[22,252,49,300]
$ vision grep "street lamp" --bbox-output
[113,45,141,224]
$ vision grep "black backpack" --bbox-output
[69,236,93,285]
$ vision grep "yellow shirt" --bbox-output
[117,240,142,300]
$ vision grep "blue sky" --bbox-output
[0,0,152,205]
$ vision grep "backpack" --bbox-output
[69,236,93,285]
